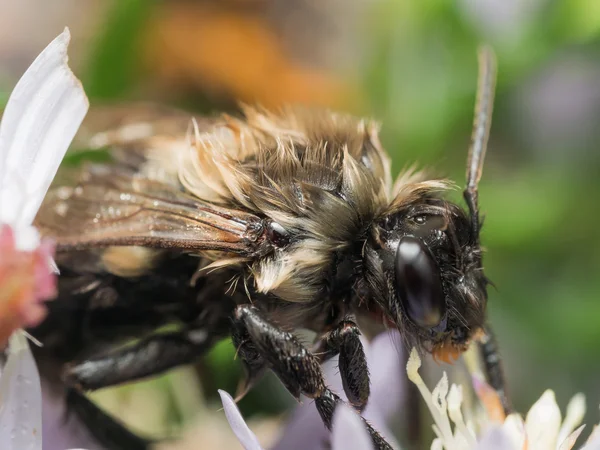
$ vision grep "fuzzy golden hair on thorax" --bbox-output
[177,105,453,303]
[178,106,396,302]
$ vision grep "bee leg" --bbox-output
[63,329,215,391]
[477,325,511,413]
[231,314,268,400]
[314,320,370,412]
[234,305,393,450]
[65,387,152,450]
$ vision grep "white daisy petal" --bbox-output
[581,424,600,450]
[432,372,449,416]
[559,424,585,450]
[501,413,526,450]
[407,349,454,446]
[525,390,562,450]
[448,384,476,447]
[0,27,89,249]
[557,393,586,449]
[0,332,42,450]
[0,27,89,450]
[430,437,443,450]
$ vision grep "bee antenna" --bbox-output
[464,45,497,245]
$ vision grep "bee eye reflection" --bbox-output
[395,236,446,328]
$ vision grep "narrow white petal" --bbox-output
[525,390,562,450]
[218,390,263,450]
[0,28,88,450]
[0,332,42,450]
[501,414,526,449]
[447,384,476,447]
[406,349,454,447]
[0,27,89,239]
[558,425,585,450]
[432,372,449,416]
[430,438,443,450]
[582,424,600,450]
[557,393,586,449]
[331,403,375,450]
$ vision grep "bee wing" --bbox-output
[35,164,264,254]
[73,103,202,147]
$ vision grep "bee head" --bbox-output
[363,46,496,360]
[367,196,488,360]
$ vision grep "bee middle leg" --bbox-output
[314,320,370,411]
[233,305,392,450]
[63,329,217,391]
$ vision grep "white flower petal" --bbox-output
[432,372,449,416]
[406,348,454,447]
[430,438,443,450]
[218,390,263,450]
[0,27,89,246]
[448,384,476,447]
[0,332,42,450]
[581,424,600,450]
[502,413,526,449]
[558,425,585,450]
[0,27,88,450]
[557,393,586,449]
[331,403,375,450]
[525,390,562,450]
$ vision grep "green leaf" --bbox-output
[84,0,156,99]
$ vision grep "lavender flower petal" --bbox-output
[331,403,375,450]
[364,330,405,423]
[272,330,404,450]
[218,390,264,450]
[473,426,515,450]
[41,375,104,450]
[270,398,329,450]
[0,332,42,450]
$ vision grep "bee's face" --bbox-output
[369,197,488,360]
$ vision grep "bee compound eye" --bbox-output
[395,236,446,328]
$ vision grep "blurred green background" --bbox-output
[2,0,600,447]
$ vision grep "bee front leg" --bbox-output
[477,324,511,413]
[314,320,370,412]
[233,305,393,450]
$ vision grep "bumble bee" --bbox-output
[31,47,503,450]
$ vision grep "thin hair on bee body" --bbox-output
[173,105,409,303]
